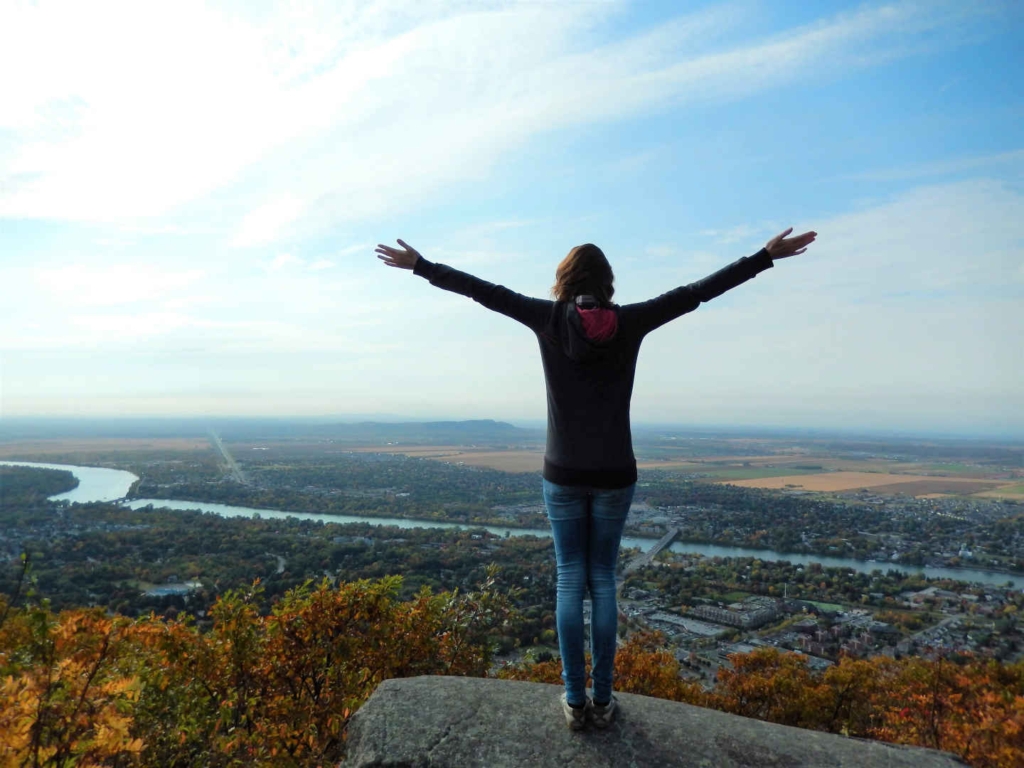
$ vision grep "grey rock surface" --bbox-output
[343,676,967,767]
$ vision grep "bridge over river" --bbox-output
[624,527,680,573]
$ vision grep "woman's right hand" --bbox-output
[764,228,817,260]
[375,239,422,270]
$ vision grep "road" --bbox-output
[208,430,247,484]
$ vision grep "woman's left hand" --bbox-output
[375,239,422,270]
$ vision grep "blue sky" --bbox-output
[1,0,1022,436]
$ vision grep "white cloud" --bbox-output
[0,0,998,236]
[232,198,306,249]
[636,178,1024,428]
[1,2,285,220]
[337,243,373,256]
[70,311,196,339]
[35,263,206,306]
[269,253,304,271]
[699,223,779,244]
[690,179,1024,299]
[779,179,1023,295]
[265,253,338,271]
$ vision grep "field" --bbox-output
[346,447,815,475]
[296,442,1024,499]
[858,479,1006,496]
[433,452,717,473]
[0,438,212,459]
[723,471,1011,496]
[345,445,467,458]
[684,467,823,481]
[4,430,1020,501]
[977,484,1024,500]
[431,450,543,473]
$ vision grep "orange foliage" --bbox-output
[5,574,1024,767]
[713,646,834,727]
[496,657,564,686]
[498,632,707,706]
[869,655,1024,767]
[1,572,515,767]
[506,640,1024,767]
[0,607,143,767]
[709,648,1024,768]
[608,632,707,705]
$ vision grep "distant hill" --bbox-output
[0,417,540,444]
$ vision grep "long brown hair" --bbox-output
[552,243,615,305]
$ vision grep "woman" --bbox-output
[375,227,816,729]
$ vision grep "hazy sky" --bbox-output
[1,0,1022,436]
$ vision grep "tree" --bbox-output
[1,571,517,767]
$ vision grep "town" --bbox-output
[619,549,1024,688]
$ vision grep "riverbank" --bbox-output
[6,460,1023,588]
[113,503,1024,589]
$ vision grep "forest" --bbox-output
[0,465,78,504]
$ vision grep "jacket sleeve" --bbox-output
[622,249,774,336]
[413,258,552,333]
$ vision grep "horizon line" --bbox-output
[1,414,1022,444]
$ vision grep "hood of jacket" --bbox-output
[560,303,619,362]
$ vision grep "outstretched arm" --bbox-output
[623,227,817,335]
[692,227,816,299]
[375,239,552,332]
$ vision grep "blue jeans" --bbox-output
[542,478,635,707]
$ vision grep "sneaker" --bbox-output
[589,696,617,729]
[561,692,588,730]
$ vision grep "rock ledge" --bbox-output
[343,676,965,767]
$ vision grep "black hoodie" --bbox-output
[413,248,774,488]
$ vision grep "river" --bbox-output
[1,461,139,503]
[4,460,1020,588]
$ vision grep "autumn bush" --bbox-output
[0,602,143,767]
[502,630,1024,768]
[499,631,708,705]
[5,580,1024,767]
[707,645,1024,765]
[1,571,516,767]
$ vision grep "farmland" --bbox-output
[339,443,1022,499]
[0,437,211,459]
[2,424,1021,505]
[723,471,1012,496]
